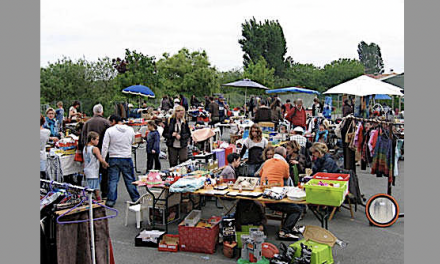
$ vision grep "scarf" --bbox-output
[46,117,58,137]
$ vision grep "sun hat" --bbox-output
[293,126,304,133]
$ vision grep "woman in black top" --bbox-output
[163,105,191,167]
[239,124,269,176]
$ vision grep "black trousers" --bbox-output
[147,153,161,172]
[99,164,109,198]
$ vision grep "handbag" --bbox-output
[74,146,84,162]
[344,120,355,144]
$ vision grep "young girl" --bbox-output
[83,131,109,201]
[146,120,161,172]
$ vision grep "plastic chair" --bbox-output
[125,193,152,229]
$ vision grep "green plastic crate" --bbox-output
[290,239,334,264]
[305,179,348,207]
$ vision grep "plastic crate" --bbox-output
[158,234,179,252]
[312,172,350,182]
[290,239,334,264]
[305,179,348,207]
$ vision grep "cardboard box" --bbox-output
[158,234,180,252]
[149,204,180,225]
[147,188,181,208]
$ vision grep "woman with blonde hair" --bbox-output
[239,124,268,176]
[309,142,340,174]
[163,105,191,167]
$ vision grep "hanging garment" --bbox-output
[46,155,63,182]
[371,134,394,179]
[56,207,109,264]
[361,127,373,170]
[368,129,379,157]
[341,120,356,171]
[394,139,404,176]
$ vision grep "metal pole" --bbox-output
[244,88,247,117]
[89,191,96,264]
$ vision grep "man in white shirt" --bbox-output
[102,115,140,207]
[290,126,307,148]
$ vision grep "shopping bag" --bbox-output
[74,147,84,162]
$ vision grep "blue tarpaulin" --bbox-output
[266,87,320,95]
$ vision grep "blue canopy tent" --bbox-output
[374,94,392,100]
[266,87,320,95]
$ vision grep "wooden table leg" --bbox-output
[328,207,337,221]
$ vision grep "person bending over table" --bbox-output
[163,105,191,167]
[239,124,268,177]
[219,153,241,181]
[259,146,306,240]
[310,142,340,174]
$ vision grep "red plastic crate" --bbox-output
[312,172,350,181]
[158,234,179,252]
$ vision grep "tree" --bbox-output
[283,60,323,92]
[156,48,219,97]
[243,56,275,89]
[357,41,385,74]
[239,17,288,77]
[322,58,365,91]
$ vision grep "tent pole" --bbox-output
[244,88,247,117]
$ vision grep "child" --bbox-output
[315,123,329,143]
[83,131,109,201]
[55,101,64,132]
[220,153,241,180]
[146,121,161,172]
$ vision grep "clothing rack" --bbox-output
[345,116,399,196]
[40,179,98,264]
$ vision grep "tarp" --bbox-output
[323,75,403,96]
[266,87,320,95]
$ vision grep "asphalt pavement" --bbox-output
[107,127,404,264]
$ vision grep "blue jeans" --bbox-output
[267,203,305,233]
[107,158,140,204]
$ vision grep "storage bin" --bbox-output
[135,229,165,247]
[290,239,334,264]
[184,210,201,227]
[312,172,350,182]
[178,220,220,254]
[158,234,180,252]
[305,179,348,207]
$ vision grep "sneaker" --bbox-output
[277,231,300,241]
[292,225,305,235]
[105,201,115,208]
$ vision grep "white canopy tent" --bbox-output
[323,75,403,96]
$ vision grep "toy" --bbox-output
[240,229,266,263]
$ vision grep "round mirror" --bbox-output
[365,193,400,227]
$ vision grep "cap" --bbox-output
[293,126,304,133]
[128,103,134,108]
[174,98,180,103]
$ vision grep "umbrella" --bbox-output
[122,85,155,98]
[374,94,392,100]
[221,79,269,115]
[266,86,320,95]
[323,75,403,96]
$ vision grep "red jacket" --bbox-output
[286,106,306,127]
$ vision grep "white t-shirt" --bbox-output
[69,106,78,121]
[40,128,51,161]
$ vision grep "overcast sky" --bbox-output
[41,0,404,73]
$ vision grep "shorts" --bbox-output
[86,178,100,190]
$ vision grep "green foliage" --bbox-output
[321,58,365,91]
[243,57,275,88]
[357,41,385,74]
[156,48,219,98]
[284,60,324,92]
[239,17,287,77]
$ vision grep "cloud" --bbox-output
[41,0,404,72]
